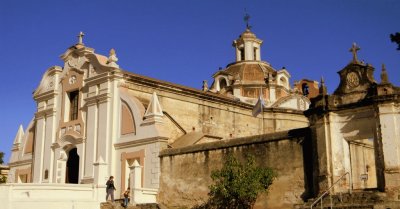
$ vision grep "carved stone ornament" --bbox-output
[46,76,54,90]
[346,72,360,88]
[67,58,78,68]
[299,98,305,110]
[69,75,77,84]
[47,81,54,89]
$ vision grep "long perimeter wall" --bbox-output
[0,183,105,209]
[158,128,314,209]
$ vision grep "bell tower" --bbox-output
[233,29,263,62]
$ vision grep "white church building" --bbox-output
[2,29,313,209]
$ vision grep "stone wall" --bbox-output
[158,128,313,209]
[0,183,104,209]
[122,74,309,144]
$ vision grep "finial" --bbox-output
[380,63,389,84]
[109,48,116,56]
[349,42,360,63]
[77,31,85,45]
[244,9,252,30]
[143,92,164,124]
[202,80,209,92]
[319,76,327,95]
[107,48,119,68]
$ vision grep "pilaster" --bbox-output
[33,115,46,183]
[378,102,400,197]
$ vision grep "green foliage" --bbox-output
[205,154,276,209]
[0,152,4,164]
[390,32,400,50]
[0,151,6,183]
[0,175,6,184]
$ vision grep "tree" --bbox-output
[0,175,6,183]
[0,152,6,183]
[205,154,276,209]
[0,152,4,164]
[390,32,400,50]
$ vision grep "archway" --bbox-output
[66,147,80,184]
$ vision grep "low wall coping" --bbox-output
[160,127,309,157]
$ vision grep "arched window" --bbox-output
[68,90,79,121]
[219,78,227,91]
[280,77,288,88]
[121,101,136,135]
[239,48,245,61]
[302,83,309,97]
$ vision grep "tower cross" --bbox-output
[244,9,251,30]
[77,31,85,45]
[349,42,360,63]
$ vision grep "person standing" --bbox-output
[123,187,130,207]
[106,176,116,202]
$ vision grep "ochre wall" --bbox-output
[124,85,309,145]
[159,129,311,209]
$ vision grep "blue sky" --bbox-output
[1,0,399,162]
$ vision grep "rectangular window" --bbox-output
[240,48,245,61]
[69,90,79,121]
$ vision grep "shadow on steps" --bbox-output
[101,201,162,209]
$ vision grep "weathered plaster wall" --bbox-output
[123,83,309,144]
[158,129,311,209]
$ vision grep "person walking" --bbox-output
[106,176,116,202]
[123,187,130,207]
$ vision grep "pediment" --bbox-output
[60,44,113,78]
[333,63,376,95]
[33,66,62,98]
[272,95,310,110]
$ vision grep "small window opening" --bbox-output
[219,79,227,90]
[239,48,245,61]
[302,83,309,97]
[44,169,49,179]
[69,90,79,121]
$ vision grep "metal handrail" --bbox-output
[310,172,352,209]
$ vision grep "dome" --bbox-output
[239,29,257,39]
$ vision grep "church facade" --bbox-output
[4,29,317,209]
[4,26,400,209]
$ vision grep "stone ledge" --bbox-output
[160,127,309,157]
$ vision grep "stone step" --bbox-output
[100,201,160,209]
[294,191,400,209]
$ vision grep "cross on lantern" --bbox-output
[244,9,251,30]
[349,42,360,63]
[77,31,85,45]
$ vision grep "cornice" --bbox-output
[8,159,33,167]
[114,136,168,150]
[34,90,59,101]
[119,70,253,110]
[35,108,57,118]
[85,71,123,85]
[84,93,111,105]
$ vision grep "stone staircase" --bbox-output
[294,191,400,209]
[100,201,162,209]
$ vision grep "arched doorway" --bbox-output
[66,147,80,184]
